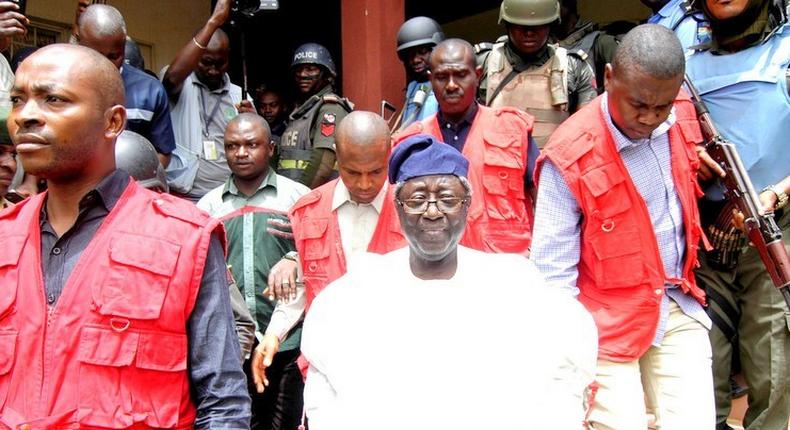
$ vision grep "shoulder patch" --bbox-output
[321,112,337,136]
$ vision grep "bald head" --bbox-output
[78,5,126,38]
[335,111,392,204]
[195,29,230,90]
[24,44,125,109]
[336,111,391,156]
[208,28,230,55]
[612,24,685,80]
[10,44,127,183]
[429,38,476,71]
[227,112,271,140]
[78,5,127,69]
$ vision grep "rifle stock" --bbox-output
[684,76,790,309]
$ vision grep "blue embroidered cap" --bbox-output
[388,134,469,184]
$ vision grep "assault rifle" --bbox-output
[684,76,790,310]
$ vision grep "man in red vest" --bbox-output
[265,111,406,307]
[0,44,250,428]
[531,24,725,429]
[256,111,406,382]
[393,38,537,256]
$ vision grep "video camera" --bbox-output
[232,0,278,18]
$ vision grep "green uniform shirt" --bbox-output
[197,169,310,351]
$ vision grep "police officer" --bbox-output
[553,0,618,91]
[478,0,597,147]
[278,43,353,189]
[678,1,790,428]
[647,0,710,50]
[393,16,444,130]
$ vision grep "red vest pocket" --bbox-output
[0,330,17,407]
[95,234,181,320]
[588,225,646,289]
[0,235,26,322]
[77,325,186,428]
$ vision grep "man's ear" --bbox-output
[105,104,127,140]
[475,65,483,80]
[603,63,614,93]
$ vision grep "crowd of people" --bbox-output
[0,0,788,429]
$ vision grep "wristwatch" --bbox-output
[763,184,789,210]
[283,251,299,262]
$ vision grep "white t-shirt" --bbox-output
[302,246,598,430]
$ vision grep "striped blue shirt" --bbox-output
[531,96,711,347]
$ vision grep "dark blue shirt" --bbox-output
[121,66,176,155]
[39,170,251,428]
[437,103,540,189]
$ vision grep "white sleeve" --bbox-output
[264,284,306,342]
[303,364,338,429]
[300,286,341,428]
[544,299,599,429]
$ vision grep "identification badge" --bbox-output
[203,140,219,161]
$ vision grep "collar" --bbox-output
[223,168,278,198]
[331,180,387,213]
[192,73,231,94]
[291,85,334,119]
[438,102,479,128]
[600,94,676,151]
[40,169,130,221]
[655,0,681,19]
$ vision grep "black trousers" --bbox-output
[246,347,305,430]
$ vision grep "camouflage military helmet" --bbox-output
[115,130,168,193]
[499,0,561,26]
[291,43,337,77]
[396,16,444,55]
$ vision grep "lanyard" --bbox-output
[198,88,224,138]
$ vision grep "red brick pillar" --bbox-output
[341,0,405,115]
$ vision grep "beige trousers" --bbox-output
[588,301,716,430]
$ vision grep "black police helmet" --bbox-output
[115,130,168,193]
[291,43,337,77]
[396,16,444,55]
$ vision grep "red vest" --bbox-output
[394,105,534,256]
[289,179,406,309]
[536,93,708,362]
[0,181,221,429]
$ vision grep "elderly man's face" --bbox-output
[0,143,16,197]
[9,50,110,180]
[396,174,469,261]
[224,120,273,182]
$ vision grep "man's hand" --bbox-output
[236,100,256,114]
[265,258,298,302]
[0,2,28,39]
[732,190,778,231]
[208,0,233,28]
[251,334,280,394]
[696,145,726,182]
